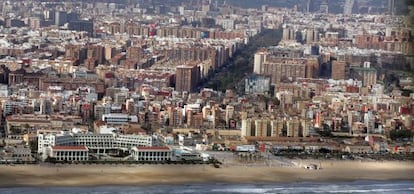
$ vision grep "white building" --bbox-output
[174,148,202,160]
[38,133,73,154]
[73,134,115,152]
[245,74,271,95]
[98,125,118,134]
[225,105,234,125]
[2,101,15,116]
[185,103,201,113]
[217,18,235,30]
[253,51,267,74]
[48,145,89,161]
[241,119,253,137]
[38,133,55,154]
[0,84,8,97]
[38,132,153,158]
[130,146,172,161]
[114,134,153,150]
[102,113,138,124]
[343,0,355,15]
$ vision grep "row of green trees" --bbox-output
[206,28,282,91]
[389,129,413,141]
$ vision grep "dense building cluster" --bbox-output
[247,1,413,153]
[0,0,413,162]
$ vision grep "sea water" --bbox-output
[0,180,413,194]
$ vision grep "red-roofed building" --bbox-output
[49,145,89,161]
[130,146,172,161]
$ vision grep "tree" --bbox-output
[29,140,38,154]
[204,28,283,91]
[316,123,333,137]
[10,126,22,135]
[389,129,413,141]
[23,124,30,129]
[141,123,152,134]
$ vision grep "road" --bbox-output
[203,151,297,167]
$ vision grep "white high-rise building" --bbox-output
[343,0,354,15]
[253,51,267,74]
[388,0,395,15]
[241,119,253,137]
[0,84,8,97]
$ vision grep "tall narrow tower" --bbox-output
[388,0,395,15]
[343,0,354,15]
[319,0,329,14]
[306,0,311,13]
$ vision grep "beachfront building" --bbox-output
[49,145,89,161]
[130,146,173,161]
[38,132,153,159]
[73,133,115,152]
[114,135,153,151]
[38,133,74,154]
[173,148,202,161]
[343,145,373,154]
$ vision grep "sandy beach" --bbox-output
[0,161,413,187]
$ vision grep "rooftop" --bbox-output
[135,146,171,151]
[51,145,88,151]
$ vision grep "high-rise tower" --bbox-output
[343,0,354,15]
[388,0,395,15]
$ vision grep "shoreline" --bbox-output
[0,160,413,187]
[1,179,414,188]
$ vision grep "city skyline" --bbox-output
[0,0,413,192]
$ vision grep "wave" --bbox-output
[1,180,413,194]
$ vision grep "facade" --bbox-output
[49,145,89,161]
[54,11,67,26]
[286,118,300,137]
[270,120,284,137]
[305,29,320,44]
[114,135,153,151]
[38,133,71,154]
[130,146,172,161]
[68,20,94,37]
[6,114,82,135]
[167,106,184,127]
[10,146,33,162]
[255,119,271,137]
[39,76,105,96]
[242,118,311,138]
[344,145,373,154]
[0,84,8,97]
[282,26,296,41]
[301,120,311,137]
[351,62,377,87]
[73,134,115,152]
[343,0,354,15]
[388,0,395,15]
[175,65,200,92]
[331,61,346,80]
[253,51,267,74]
[261,58,307,85]
[102,113,138,124]
[245,75,271,95]
[241,119,254,137]
[38,133,152,156]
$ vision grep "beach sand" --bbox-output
[0,161,413,187]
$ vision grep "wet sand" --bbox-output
[0,161,413,187]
